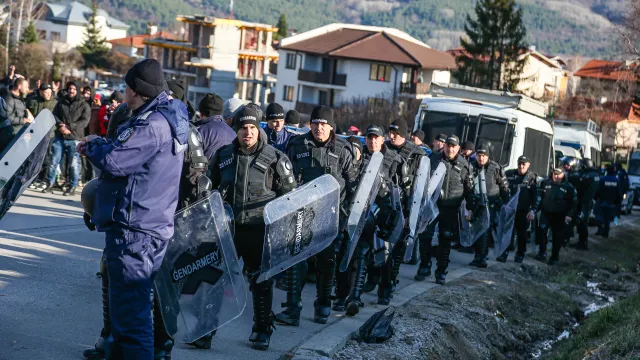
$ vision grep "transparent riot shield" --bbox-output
[494,188,520,257]
[258,174,340,283]
[459,201,490,247]
[154,192,246,343]
[402,157,430,261]
[340,152,383,272]
[0,110,55,220]
[417,162,446,233]
[385,185,405,246]
[372,232,390,267]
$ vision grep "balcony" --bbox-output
[298,69,347,86]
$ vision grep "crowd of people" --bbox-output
[0,60,631,360]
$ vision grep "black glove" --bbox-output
[83,212,96,231]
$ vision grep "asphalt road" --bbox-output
[0,189,586,360]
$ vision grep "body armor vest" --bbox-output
[290,134,348,190]
[217,143,278,225]
[541,179,574,214]
[506,169,537,211]
[432,153,469,208]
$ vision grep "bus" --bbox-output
[413,83,554,175]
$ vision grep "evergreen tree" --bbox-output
[51,51,62,82]
[22,22,39,44]
[454,0,527,91]
[78,0,110,69]
[274,13,288,41]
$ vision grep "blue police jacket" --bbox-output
[595,175,622,206]
[191,115,236,159]
[86,92,190,241]
[265,126,295,152]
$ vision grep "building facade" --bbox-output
[144,15,278,106]
[275,23,456,114]
[33,2,128,53]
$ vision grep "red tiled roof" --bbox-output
[108,32,178,49]
[281,28,456,70]
[574,60,639,82]
[555,96,640,124]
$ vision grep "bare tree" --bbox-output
[620,0,640,57]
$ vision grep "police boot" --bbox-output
[186,332,214,350]
[154,339,174,360]
[362,265,379,293]
[332,268,350,312]
[275,265,302,326]
[435,233,452,285]
[414,260,431,282]
[514,254,525,263]
[84,262,110,359]
[408,240,420,265]
[345,255,368,316]
[250,281,275,350]
[377,282,392,306]
[415,237,432,281]
[390,250,403,293]
[534,252,547,262]
[435,270,447,285]
[496,250,508,263]
[313,270,333,324]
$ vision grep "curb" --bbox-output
[289,266,476,359]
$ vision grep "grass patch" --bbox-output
[551,270,583,285]
[549,291,640,360]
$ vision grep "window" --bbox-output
[523,128,553,176]
[319,90,328,106]
[50,32,61,41]
[369,63,391,82]
[37,30,46,40]
[283,85,295,101]
[286,53,296,69]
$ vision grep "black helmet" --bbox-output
[582,158,595,169]
[560,156,578,170]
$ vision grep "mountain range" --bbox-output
[90,0,628,59]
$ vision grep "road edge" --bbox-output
[287,266,476,359]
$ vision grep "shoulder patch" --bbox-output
[117,127,134,143]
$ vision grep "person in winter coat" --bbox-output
[42,82,90,196]
[3,77,33,134]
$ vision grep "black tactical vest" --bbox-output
[506,169,537,211]
[474,160,501,201]
[216,143,278,226]
[432,153,470,208]
[289,134,348,191]
[541,179,574,214]
[578,169,600,206]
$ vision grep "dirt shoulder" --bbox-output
[334,214,640,360]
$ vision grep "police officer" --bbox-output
[78,59,190,359]
[340,125,403,314]
[504,156,539,263]
[615,162,631,214]
[264,103,295,152]
[432,133,447,154]
[470,144,510,267]
[191,93,236,160]
[285,109,300,127]
[461,141,475,161]
[594,166,622,238]
[209,106,297,350]
[417,135,474,284]
[384,119,424,292]
[571,159,600,250]
[561,156,581,245]
[277,105,359,325]
[536,167,577,265]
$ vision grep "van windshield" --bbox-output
[628,160,640,176]
[418,110,515,166]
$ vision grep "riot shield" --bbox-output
[408,156,430,238]
[385,185,405,245]
[372,232,390,267]
[417,162,446,233]
[340,152,383,272]
[0,110,55,220]
[258,174,340,283]
[494,188,520,257]
[459,201,490,247]
[154,192,246,343]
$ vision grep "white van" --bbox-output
[414,83,554,175]
[553,120,602,165]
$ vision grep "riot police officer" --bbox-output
[536,167,577,265]
[470,144,510,267]
[339,125,403,314]
[384,119,424,292]
[417,135,474,284]
[615,162,631,214]
[504,156,539,263]
[78,59,190,359]
[594,166,622,238]
[264,102,295,152]
[431,133,447,154]
[571,159,600,250]
[277,105,359,326]
[561,156,581,245]
[209,106,297,350]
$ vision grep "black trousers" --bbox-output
[422,206,458,273]
[540,212,567,260]
[513,210,529,256]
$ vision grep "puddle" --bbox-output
[531,282,615,358]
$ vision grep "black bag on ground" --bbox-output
[354,307,395,343]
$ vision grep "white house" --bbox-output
[275,23,456,114]
[144,15,278,106]
[33,2,128,53]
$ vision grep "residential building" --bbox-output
[448,46,569,104]
[275,23,456,114]
[572,59,639,101]
[33,2,128,53]
[109,26,176,59]
[144,15,278,106]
